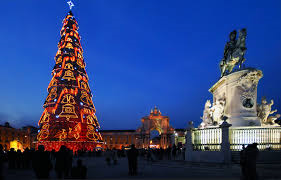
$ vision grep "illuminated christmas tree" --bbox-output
[37,10,102,151]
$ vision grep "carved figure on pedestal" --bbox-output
[220,28,247,77]
[211,99,226,125]
[267,114,281,125]
[199,98,226,128]
[199,100,213,128]
[257,97,279,125]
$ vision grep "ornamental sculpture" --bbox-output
[212,99,226,124]
[199,98,226,128]
[200,100,213,128]
[257,97,280,125]
[220,28,247,77]
[237,70,263,109]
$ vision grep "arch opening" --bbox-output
[149,129,161,148]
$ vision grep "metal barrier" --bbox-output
[192,127,221,151]
[229,127,281,151]
[191,126,281,151]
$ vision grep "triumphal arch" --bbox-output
[135,107,174,149]
[100,107,177,149]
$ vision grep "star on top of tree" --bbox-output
[67,0,75,10]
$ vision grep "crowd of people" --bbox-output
[142,145,185,161]
[0,143,186,179]
[101,144,185,176]
[104,144,185,165]
[0,143,260,179]
[0,144,87,179]
[102,144,185,176]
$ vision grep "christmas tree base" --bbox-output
[37,141,103,152]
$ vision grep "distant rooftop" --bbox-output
[0,122,12,128]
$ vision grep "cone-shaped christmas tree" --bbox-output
[37,11,102,151]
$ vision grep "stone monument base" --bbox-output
[209,68,263,127]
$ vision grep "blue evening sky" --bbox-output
[0,0,280,129]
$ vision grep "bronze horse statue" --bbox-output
[220,28,247,77]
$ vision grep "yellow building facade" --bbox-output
[0,122,38,151]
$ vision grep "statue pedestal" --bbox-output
[209,68,263,127]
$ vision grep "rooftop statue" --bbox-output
[220,28,247,77]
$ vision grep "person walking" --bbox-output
[127,144,138,176]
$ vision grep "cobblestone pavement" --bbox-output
[3,157,281,180]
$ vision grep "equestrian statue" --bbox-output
[220,28,247,77]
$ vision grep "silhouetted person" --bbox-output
[112,148,118,165]
[245,143,259,180]
[51,149,56,160]
[182,147,186,160]
[65,149,73,178]
[0,144,5,180]
[159,148,164,160]
[146,148,153,162]
[105,149,112,166]
[127,144,138,176]
[71,159,87,179]
[7,148,16,169]
[172,144,177,160]
[23,148,31,169]
[16,149,23,169]
[32,145,52,179]
[55,145,68,179]
[240,145,247,180]
[166,146,171,160]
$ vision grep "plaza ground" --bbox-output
[3,156,281,180]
